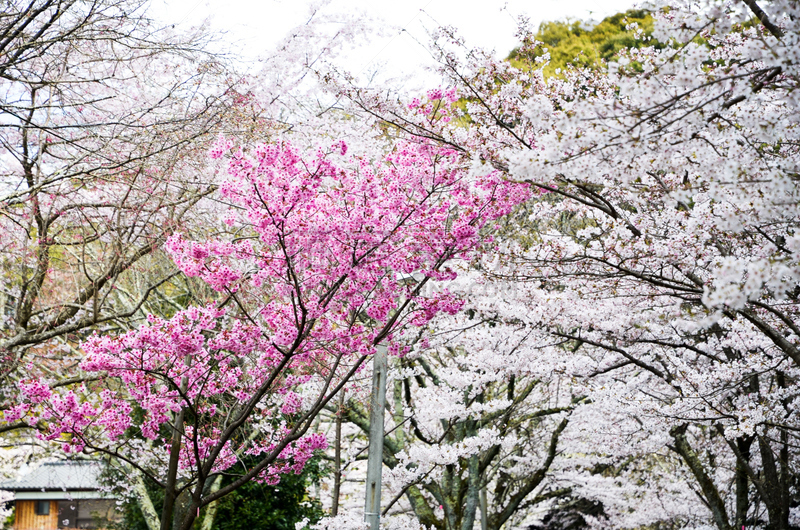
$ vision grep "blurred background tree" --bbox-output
[508,9,659,77]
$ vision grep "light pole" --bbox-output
[364,343,388,530]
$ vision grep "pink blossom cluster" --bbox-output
[407,88,459,123]
[10,137,528,486]
[167,139,528,345]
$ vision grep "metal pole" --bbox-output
[331,391,345,516]
[364,344,388,530]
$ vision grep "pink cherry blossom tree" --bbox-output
[8,136,528,530]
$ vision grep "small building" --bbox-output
[0,460,121,530]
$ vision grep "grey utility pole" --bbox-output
[364,343,388,530]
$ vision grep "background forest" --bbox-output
[0,0,798,529]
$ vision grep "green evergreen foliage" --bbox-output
[452,10,662,124]
[211,457,326,530]
[508,10,662,77]
[106,456,324,530]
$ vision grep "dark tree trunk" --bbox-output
[735,436,752,529]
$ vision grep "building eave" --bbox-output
[3,491,115,501]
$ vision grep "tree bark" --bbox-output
[199,475,224,530]
[460,453,481,530]
[757,431,791,530]
[132,469,160,530]
[161,360,190,530]
[734,436,752,529]
[670,424,732,530]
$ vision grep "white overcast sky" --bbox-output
[155,0,637,82]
